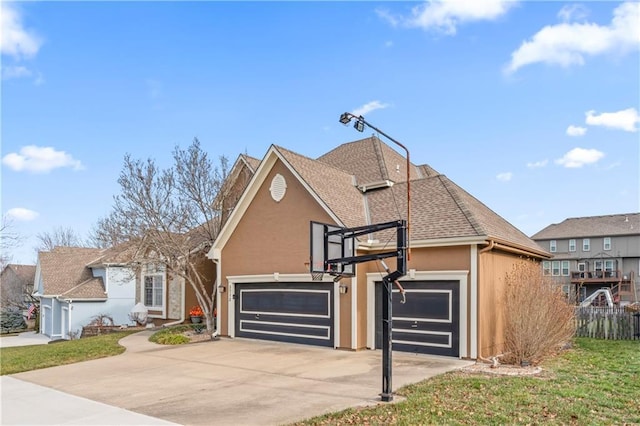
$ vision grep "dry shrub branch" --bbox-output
[503,259,576,365]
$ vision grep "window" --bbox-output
[552,261,560,276]
[583,238,590,251]
[594,261,603,272]
[543,261,551,276]
[569,239,576,252]
[550,240,557,252]
[561,261,570,276]
[143,264,165,308]
[603,237,611,251]
[605,260,615,277]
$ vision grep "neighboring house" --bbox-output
[0,264,36,310]
[208,136,550,360]
[33,246,137,339]
[30,153,259,339]
[531,213,640,305]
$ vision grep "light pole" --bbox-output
[338,112,411,402]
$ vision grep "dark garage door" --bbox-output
[235,282,334,347]
[376,280,459,357]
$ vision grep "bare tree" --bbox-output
[0,216,22,270]
[95,138,228,332]
[35,226,84,252]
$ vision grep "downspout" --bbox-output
[479,240,495,254]
[163,275,186,327]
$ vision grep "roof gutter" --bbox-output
[480,238,551,259]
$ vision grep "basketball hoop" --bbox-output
[311,271,324,281]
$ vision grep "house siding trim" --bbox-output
[470,245,478,359]
[365,270,469,359]
[351,276,357,350]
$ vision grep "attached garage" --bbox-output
[234,282,334,347]
[367,271,468,358]
[375,281,459,357]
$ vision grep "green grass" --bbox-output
[148,325,192,345]
[0,331,136,375]
[297,338,640,425]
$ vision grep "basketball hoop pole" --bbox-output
[338,112,411,261]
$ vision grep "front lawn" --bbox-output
[298,338,640,425]
[0,331,136,375]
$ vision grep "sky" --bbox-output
[1,0,639,265]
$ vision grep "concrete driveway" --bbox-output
[5,331,472,425]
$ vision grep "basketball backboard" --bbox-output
[310,221,355,277]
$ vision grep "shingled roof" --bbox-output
[214,137,549,258]
[1,264,36,286]
[38,247,107,299]
[531,213,640,240]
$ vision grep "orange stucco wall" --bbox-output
[218,160,339,338]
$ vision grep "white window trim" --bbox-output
[569,239,576,252]
[561,261,570,276]
[543,261,551,276]
[550,240,557,253]
[603,237,611,251]
[583,238,590,252]
[552,261,560,276]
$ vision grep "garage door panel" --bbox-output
[235,283,333,347]
[376,280,459,357]
[239,320,331,340]
[240,289,330,317]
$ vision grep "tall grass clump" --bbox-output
[503,259,576,365]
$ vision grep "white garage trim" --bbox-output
[226,274,339,347]
[366,270,469,358]
[351,276,357,350]
[470,245,478,359]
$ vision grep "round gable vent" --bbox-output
[270,173,287,202]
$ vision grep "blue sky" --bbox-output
[2,1,639,265]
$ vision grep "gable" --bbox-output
[210,145,360,256]
[221,160,336,275]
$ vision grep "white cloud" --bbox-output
[526,159,548,169]
[557,4,589,23]
[496,172,512,182]
[377,0,516,35]
[566,125,587,137]
[384,40,394,48]
[2,145,84,173]
[0,3,43,59]
[585,108,639,132]
[555,147,604,168]
[1,65,32,80]
[505,2,639,74]
[5,208,39,222]
[352,101,390,117]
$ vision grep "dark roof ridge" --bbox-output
[437,175,487,236]
[370,137,390,181]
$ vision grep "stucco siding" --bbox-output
[219,160,336,337]
[477,250,515,358]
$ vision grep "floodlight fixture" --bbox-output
[354,117,365,132]
[339,113,351,125]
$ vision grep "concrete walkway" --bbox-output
[0,331,50,348]
[3,331,473,425]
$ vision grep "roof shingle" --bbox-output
[531,213,640,240]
